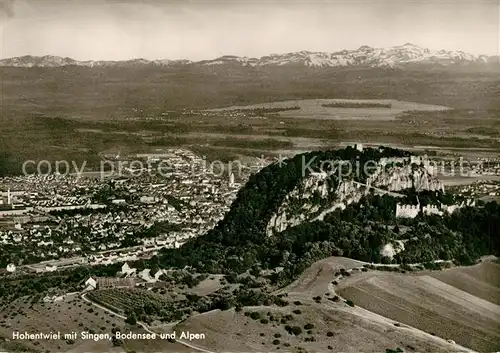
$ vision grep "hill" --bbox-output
[158,147,408,271]
[156,147,500,281]
[173,303,464,353]
[171,256,492,352]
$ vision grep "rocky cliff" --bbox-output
[266,155,443,236]
[367,156,444,192]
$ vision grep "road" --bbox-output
[352,180,405,197]
[19,244,163,273]
[81,293,214,353]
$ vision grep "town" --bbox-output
[0,148,260,273]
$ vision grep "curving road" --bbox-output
[352,180,405,197]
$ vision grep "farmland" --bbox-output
[87,288,174,318]
[0,294,125,353]
[337,260,500,352]
[85,275,242,325]
[1,65,500,175]
[208,99,449,121]
[322,101,393,108]
[3,103,500,176]
[429,260,500,304]
[0,292,193,353]
[0,259,497,352]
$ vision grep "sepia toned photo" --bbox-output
[0,0,499,352]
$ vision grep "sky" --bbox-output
[0,0,498,60]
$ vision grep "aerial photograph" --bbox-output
[0,0,499,352]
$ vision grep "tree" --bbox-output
[249,265,261,277]
[225,271,238,284]
[125,312,137,325]
[249,312,261,320]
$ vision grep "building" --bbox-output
[0,207,31,217]
[0,189,12,205]
[111,199,126,205]
[395,203,420,218]
[154,269,166,281]
[396,199,475,219]
[140,196,156,204]
[138,269,156,283]
[37,204,106,212]
[120,262,137,277]
[97,277,135,288]
[83,277,97,291]
[45,265,57,272]
[6,263,16,273]
[422,204,443,216]
[0,189,25,205]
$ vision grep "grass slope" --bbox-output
[338,260,500,351]
[173,257,470,353]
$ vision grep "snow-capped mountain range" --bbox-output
[1,43,497,68]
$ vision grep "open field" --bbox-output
[209,99,450,120]
[440,175,500,186]
[0,292,192,353]
[3,106,500,176]
[0,294,126,353]
[191,275,226,296]
[337,261,500,352]
[429,261,500,305]
[173,303,464,353]
[167,257,476,352]
[2,71,500,176]
[1,65,500,175]
[0,257,497,353]
[2,66,499,119]
[84,275,240,326]
[280,257,366,296]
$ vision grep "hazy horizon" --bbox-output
[0,0,498,61]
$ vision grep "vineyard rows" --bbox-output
[87,288,170,314]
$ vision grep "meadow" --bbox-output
[209,99,449,120]
[337,261,500,352]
